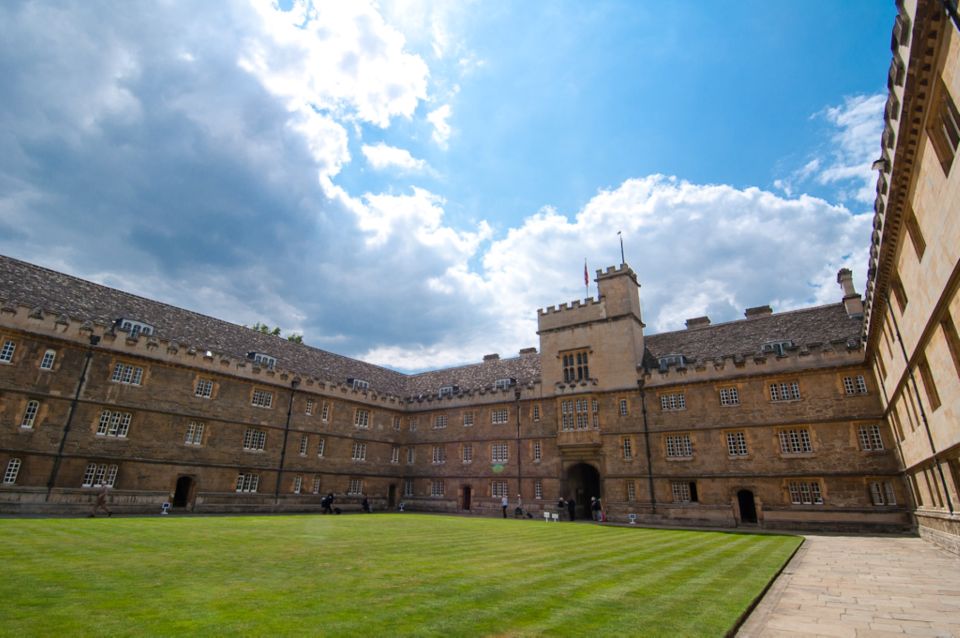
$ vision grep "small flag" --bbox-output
[584,259,589,287]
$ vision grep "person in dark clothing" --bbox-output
[566,497,576,521]
[322,492,335,514]
[557,497,566,520]
[591,496,602,521]
[361,497,370,513]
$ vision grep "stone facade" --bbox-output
[861,0,960,554]
[0,256,909,532]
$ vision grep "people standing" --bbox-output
[591,496,602,521]
[501,494,509,518]
[322,492,335,514]
[557,497,566,520]
[361,496,371,513]
[567,497,576,521]
[89,485,112,518]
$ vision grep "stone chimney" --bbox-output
[685,316,711,329]
[519,347,538,356]
[483,353,500,361]
[837,268,864,318]
[744,305,773,319]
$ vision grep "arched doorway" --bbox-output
[566,463,601,520]
[737,489,758,524]
[173,476,194,508]
[462,486,472,511]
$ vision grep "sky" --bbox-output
[0,0,895,372]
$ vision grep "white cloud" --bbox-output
[775,94,885,205]
[427,104,452,147]
[357,174,871,370]
[361,142,426,171]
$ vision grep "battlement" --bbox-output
[0,301,406,409]
[595,263,639,283]
[537,296,607,332]
[642,338,866,387]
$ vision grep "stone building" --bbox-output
[0,255,908,533]
[861,0,960,553]
[1,1,958,550]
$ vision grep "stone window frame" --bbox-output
[292,475,303,495]
[431,480,445,497]
[725,430,749,458]
[250,388,274,409]
[560,348,591,383]
[406,447,415,464]
[390,446,400,464]
[184,421,205,446]
[348,478,364,495]
[533,440,542,463]
[235,473,260,493]
[491,480,509,498]
[432,445,446,465]
[351,442,367,462]
[354,408,371,429]
[671,481,698,503]
[463,412,474,427]
[96,410,132,438]
[434,415,448,429]
[320,401,331,422]
[317,438,326,457]
[20,400,40,429]
[618,398,629,417]
[664,433,693,460]
[534,480,543,500]
[777,427,814,455]
[83,463,119,488]
[242,428,267,451]
[659,392,686,411]
[0,338,16,364]
[531,404,541,422]
[39,349,57,371]
[769,380,801,402]
[491,442,509,464]
[868,480,897,506]
[462,443,473,464]
[305,399,314,416]
[111,361,144,386]
[298,434,309,456]
[626,480,636,502]
[718,386,740,407]
[3,458,21,485]
[622,437,633,460]
[311,476,321,494]
[786,480,824,505]
[842,374,868,396]
[194,377,215,399]
[857,424,885,452]
[491,408,509,425]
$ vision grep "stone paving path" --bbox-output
[737,535,960,637]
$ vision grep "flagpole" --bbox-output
[584,258,588,299]
[618,231,625,265]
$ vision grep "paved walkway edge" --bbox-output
[727,537,806,638]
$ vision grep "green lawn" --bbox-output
[0,514,800,637]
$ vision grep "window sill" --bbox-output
[666,456,693,462]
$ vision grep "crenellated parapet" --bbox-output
[642,338,866,387]
[404,380,542,411]
[537,297,606,332]
[0,301,406,409]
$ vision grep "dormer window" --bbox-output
[439,385,456,398]
[349,378,370,391]
[247,352,277,369]
[117,319,154,338]
[658,354,686,371]
[761,341,793,357]
[494,378,515,390]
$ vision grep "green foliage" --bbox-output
[251,322,285,338]
[0,515,800,636]
[286,333,303,343]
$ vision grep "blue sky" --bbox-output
[0,1,894,371]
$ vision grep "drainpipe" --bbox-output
[46,334,100,502]
[514,383,522,510]
[273,377,300,506]
[884,291,954,514]
[638,375,656,515]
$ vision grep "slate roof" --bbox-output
[0,255,861,397]
[644,303,862,366]
[0,255,410,395]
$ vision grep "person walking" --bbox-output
[322,492,335,514]
[591,496,602,522]
[501,494,509,518]
[361,496,371,513]
[567,497,576,521]
[89,485,112,518]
